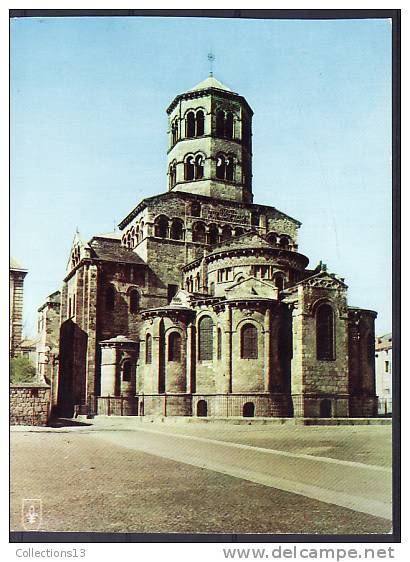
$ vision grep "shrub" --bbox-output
[10,356,37,384]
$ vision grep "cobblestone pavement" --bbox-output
[10,419,392,535]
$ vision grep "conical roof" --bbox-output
[189,75,233,93]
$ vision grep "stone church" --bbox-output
[46,75,378,419]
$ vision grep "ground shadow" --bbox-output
[48,417,93,428]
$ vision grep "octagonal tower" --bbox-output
[166,75,253,203]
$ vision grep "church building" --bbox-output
[49,75,378,419]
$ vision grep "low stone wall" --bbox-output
[10,384,51,426]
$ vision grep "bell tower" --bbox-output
[166,75,253,203]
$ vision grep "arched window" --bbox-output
[170,218,184,240]
[105,285,115,311]
[274,274,285,291]
[251,213,259,227]
[225,156,234,181]
[186,111,195,138]
[209,282,215,296]
[197,400,208,417]
[243,402,255,417]
[154,215,169,238]
[216,153,234,181]
[129,289,139,313]
[279,235,290,249]
[320,399,332,417]
[198,316,214,361]
[195,272,200,292]
[145,334,152,364]
[168,332,181,362]
[208,224,219,245]
[184,155,195,181]
[221,225,232,241]
[169,162,177,189]
[234,227,244,237]
[225,112,234,139]
[266,232,278,245]
[171,120,178,145]
[316,303,335,361]
[122,361,132,382]
[216,110,225,137]
[195,154,204,179]
[196,110,204,136]
[217,327,222,360]
[191,201,201,217]
[192,222,206,243]
[241,323,258,359]
[216,153,225,179]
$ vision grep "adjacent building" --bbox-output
[10,257,28,357]
[375,333,393,415]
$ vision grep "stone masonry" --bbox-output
[47,75,378,419]
[10,384,51,426]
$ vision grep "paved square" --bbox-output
[10,419,392,535]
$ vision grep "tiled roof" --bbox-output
[189,75,233,93]
[89,237,145,265]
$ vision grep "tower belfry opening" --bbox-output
[166,75,253,203]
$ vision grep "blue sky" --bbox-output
[10,16,392,336]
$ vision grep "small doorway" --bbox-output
[320,399,332,417]
[243,402,255,418]
[197,400,208,417]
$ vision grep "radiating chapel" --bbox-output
[50,75,378,419]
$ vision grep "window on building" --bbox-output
[208,224,219,245]
[186,111,195,138]
[154,215,169,238]
[184,155,195,181]
[168,332,181,362]
[169,162,177,189]
[192,222,206,243]
[209,282,215,295]
[385,360,390,373]
[191,202,201,217]
[316,303,335,361]
[279,235,290,248]
[241,323,258,359]
[167,284,178,303]
[170,218,184,240]
[216,153,225,179]
[225,112,234,139]
[274,273,285,291]
[171,120,178,145]
[195,155,204,179]
[216,110,225,137]
[243,402,255,417]
[122,361,132,382]
[217,327,222,360]
[129,289,139,313]
[196,110,204,136]
[197,400,208,417]
[198,316,214,361]
[234,227,244,237]
[145,334,152,364]
[221,225,232,241]
[251,213,259,227]
[105,286,115,311]
[266,232,278,245]
[225,156,234,181]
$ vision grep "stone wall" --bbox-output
[10,384,50,426]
